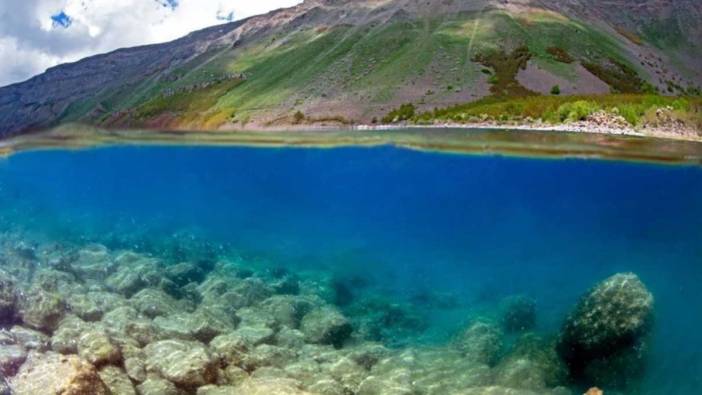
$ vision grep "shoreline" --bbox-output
[1,122,701,165]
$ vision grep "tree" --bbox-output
[293,111,305,124]
[550,85,561,95]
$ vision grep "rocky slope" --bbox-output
[0,0,700,136]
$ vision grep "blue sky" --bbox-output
[0,0,302,87]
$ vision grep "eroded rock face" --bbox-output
[9,352,108,395]
[144,339,217,388]
[557,272,654,388]
[300,307,352,348]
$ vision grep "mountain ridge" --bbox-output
[1,0,700,135]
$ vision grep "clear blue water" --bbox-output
[1,145,701,393]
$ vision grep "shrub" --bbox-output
[382,103,416,123]
[550,85,561,95]
[293,111,305,124]
[557,100,600,122]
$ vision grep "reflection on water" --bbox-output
[0,136,701,394]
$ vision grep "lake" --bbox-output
[0,130,701,394]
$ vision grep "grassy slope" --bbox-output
[64,9,696,130]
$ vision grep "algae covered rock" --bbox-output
[144,339,217,387]
[71,244,116,281]
[455,320,503,366]
[18,287,66,332]
[99,365,137,395]
[9,351,108,395]
[9,326,50,351]
[153,307,235,343]
[495,334,567,391]
[136,376,184,395]
[77,328,122,366]
[557,272,653,388]
[106,252,162,296]
[130,288,188,318]
[300,306,352,348]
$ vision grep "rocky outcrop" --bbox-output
[557,273,654,389]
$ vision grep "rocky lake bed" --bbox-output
[0,234,655,395]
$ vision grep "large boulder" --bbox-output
[557,273,654,388]
[9,351,108,395]
[144,339,217,388]
[300,307,352,348]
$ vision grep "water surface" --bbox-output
[0,137,701,394]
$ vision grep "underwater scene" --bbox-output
[0,141,701,395]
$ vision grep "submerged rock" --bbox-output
[130,288,189,318]
[99,365,137,395]
[106,252,162,297]
[0,343,27,377]
[9,326,50,351]
[300,307,352,348]
[71,244,116,282]
[77,328,122,366]
[18,287,66,332]
[136,376,184,395]
[144,339,217,388]
[557,272,653,388]
[10,351,108,395]
[455,320,503,366]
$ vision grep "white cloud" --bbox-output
[0,0,302,87]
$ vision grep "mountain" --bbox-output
[1,0,700,136]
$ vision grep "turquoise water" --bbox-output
[1,145,701,393]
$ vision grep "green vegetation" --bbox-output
[582,60,648,94]
[551,85,561,95]
[473,46,535,97]
[408,94,702,129]
[133,78,243,127]
[293,111,306,124]
[382,103,416,123]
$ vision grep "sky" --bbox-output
[0,0,302,87]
